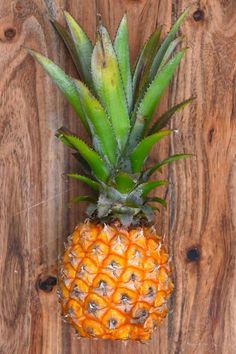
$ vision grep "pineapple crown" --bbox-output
[29,9,193,226]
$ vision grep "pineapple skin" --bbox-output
[58,221,173,340]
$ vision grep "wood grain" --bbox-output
[0,1,235,353]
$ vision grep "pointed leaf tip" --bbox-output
[28,49,89,131]
[56,129,110,182]
[149,97,195,134]
[67,174,99,190]
[133,26,162,104]
[51,20,81,73]
[130,130,171,173]
[114,13,133,112]
[143,153,193,180]
[73,79,118,166]
[64,11,93,88]
[70,195,96,204]
[92,24,130,151]
[129,49,185,150]
[148,7,189,82]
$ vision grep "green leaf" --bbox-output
[132,27,162,104]
[132,180,168,197]
[64,11,93,88]
[143,153,193,179]
[158,36,183,73]
[140,205,155,220]
[28,49,89,131]
[74,79,118,166]
[114,14,133,112]
[147,197,167,207]
[67,174,99,190]
[148,8,189,82]
[70,195,96,203]
[139,49,185,128]
[130,130,171,173]
[91,24,130,151]
[55,127,75,148]
[56,128,110,182]
[51,20,81,74]
[72,152,92,176]
[151,206,161,212]
[56,128,92,175]
[128,50,185,149]
[149,97,194,134]
[115,172,136,193]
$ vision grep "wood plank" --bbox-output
[169,1,236,353]
[0,1,235,354]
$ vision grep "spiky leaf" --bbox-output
[64,11,93,88]
[55,127,75,148]
[128,49,185,149]
[131,180,168,197]
[28,50,89,131]
[132,27,162,104]
[149,97,194,134]
[71,195,96,203]
[158,36,183,73]
[72,153,92,176]
[51,20,81,74]
[56,129,109,182]
[91,25,130,150]
[148,8,189,81]
[147,197,167,207]
[115,172,136,193]
[143,153,192,179]
[130,130,171,173]
[114,14,133,111]
[67,174,99,190]
[74,79,117,165]
[139,49,185,128]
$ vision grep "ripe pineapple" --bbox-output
[29,9,192,340]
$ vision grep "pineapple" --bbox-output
[29,9,192,341]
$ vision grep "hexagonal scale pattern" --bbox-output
[58,222,173,340]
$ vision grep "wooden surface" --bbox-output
[0,1,236,353]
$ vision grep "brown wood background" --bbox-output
[0,0,236,353]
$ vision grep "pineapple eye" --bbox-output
[57,288,62,300]
[132,308,148,324]
[107,260,120,277]
[131,273,136,281]
[98,280,107,289]
[87,301,99,315]
[108,318,118,329]
[83,319,105,337]
[121,294,130,304]
[147,287,155,298]
[97,280,107,295]
[111,234,129,254]
[134,250,141,258]
[67,307,75,317]
[78,264,86,274]
[71,285,83,299]
[109,260,119,269]
[92,245,100,254]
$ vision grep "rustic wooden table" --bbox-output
[0,1,236,353]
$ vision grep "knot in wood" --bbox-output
[186,247,200,262]
[4,28,17,40]
[38,275,57,292]
[193,9,204,22]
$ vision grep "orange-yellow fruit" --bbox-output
[58,221,173,340]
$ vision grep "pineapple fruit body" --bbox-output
[58,222,173,340]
